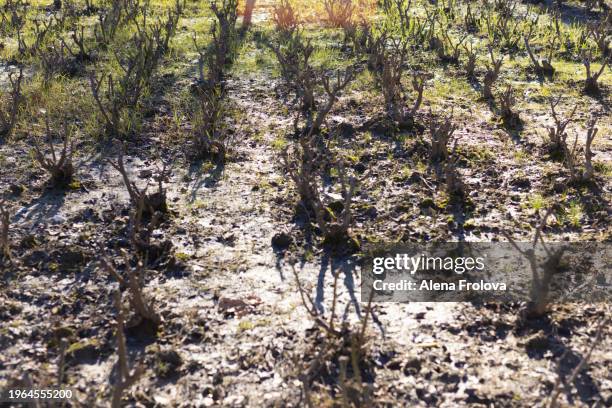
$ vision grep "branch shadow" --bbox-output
[13,187,66,227]
[308,252,385,337]
[514,314,605,405]
[187,159,225,203]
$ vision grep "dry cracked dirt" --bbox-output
[0,0,611,407]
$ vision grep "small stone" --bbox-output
[155,347,183,378]
[364,206,378,218]
[9,184,23,196]
[80,208,97,221]
[20,235,37,249]
[263,392,281,401]
[56,249,85,267]
[51,214,66,224]
[218,233,236,246]
[271,232,293,249]
[408,171,423,183]
[23,250,48,266]
[403,356,422,375]
[158,348,182,366]
[139,169,153,178]
[223,395,245,407]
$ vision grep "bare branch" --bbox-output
[111,291,145,408]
